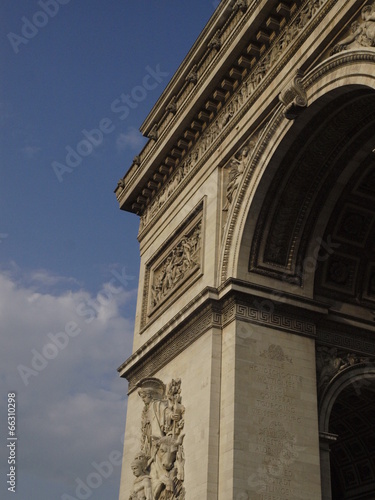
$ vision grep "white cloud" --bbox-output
[116,127,146,152]
[28,269,81,288]
[0,269,135,498]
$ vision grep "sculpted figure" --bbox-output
[248,55,270,92]
[298,0,322,29]
[138,379,183,458]
[129,453,153,500]
[316,347,343,390]
[151,224,201,307]
[138,379,169,458]
[180,238,193,272]
[190,224,201,253]
[332,3,375,53]
[223,158,242,211]
[223,147,249,211]
[221,106,234,128]
[136,378,185,499]
[163,256,174,295]
[166,379,185,437]
[361,4,375,42]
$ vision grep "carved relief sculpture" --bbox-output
[166,97,177,115]
[150,222,201,309]
[223,152,246,211]
[149,125,159,141]
[331,2,375,54]
[130,378,185,500]
[316,346,372,393]
[223,138,258,212]
[185,66,198,84]
[129,453,153,500]
[232,0,247,13]
[208,31,221,51]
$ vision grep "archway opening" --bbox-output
[240,85,375,290]
[329,380,375,499]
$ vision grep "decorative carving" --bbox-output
[232,0,247,13]
[297,0,326,29]
[185,66,198,84]
[148,125,158,141]
[279,70,308,119]
[223,148,248,211]
[208,32,221,51]
[316,346,372,392]
[342,213,365,237]
[131,378,185,500]
[133,156,141,166]
[220,298,316,337]
[150,222,202,309]
[117,177,125,189]
[260,344,293,364]
[222,138,259,215]
[166,97,177,115]
[331,2,375,54]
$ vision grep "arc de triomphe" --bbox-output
[114,1,375,498]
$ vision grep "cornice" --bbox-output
[118,266,375,389]
[115,0,303,216]
[118,279,332,388]
[116,0,359,247]
[139,0,234,136]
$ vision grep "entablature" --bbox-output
[115,0,367,243]
[114,0,302,216]
[118,277,375,390]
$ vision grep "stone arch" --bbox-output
[318,365,375,500]
[319,364,375,434]
[219,50,375,293]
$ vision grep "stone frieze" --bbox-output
[141,208,204,329]
[150,222,202,310]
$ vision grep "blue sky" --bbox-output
[0,2,216,498]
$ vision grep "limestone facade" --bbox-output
[115,1,375,498]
